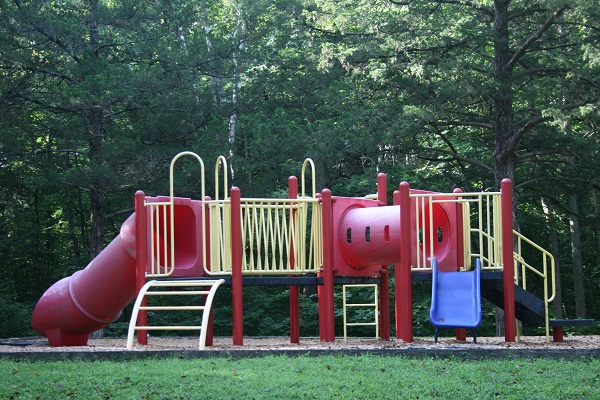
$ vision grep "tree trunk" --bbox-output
[492,0,515,338]
[541,197,563,319]
[87,0,104,339]
[492,0,516,190]
[568,193,587,318]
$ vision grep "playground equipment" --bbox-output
[32,151,566,347]
[430,258,482,343]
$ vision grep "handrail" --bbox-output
[145,152,206,278]
[409,189,555,341]
[203,197,321,275]
[301,158,316,198]
[513,230,556,341]
[214,155,229,201]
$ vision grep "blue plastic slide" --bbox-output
[430,258,482,343]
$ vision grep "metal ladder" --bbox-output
[127,279,225,350]
[342,284,379,339]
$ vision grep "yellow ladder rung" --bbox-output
[342,284,379,340]
[145,291,210,295]
[135,326,202,330]
[139,306,205,311]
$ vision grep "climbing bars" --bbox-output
[127,279,225,350]
[342,284,379,340]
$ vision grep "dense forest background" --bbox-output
[1,0,598,338]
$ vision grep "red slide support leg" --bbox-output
[320,189,336,342]
[395,182,414,342]
[230,187,244,346]
[501,179,516,342]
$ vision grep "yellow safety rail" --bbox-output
[410,191,503,272]
[127,279,225,350]
[462,192,503,271]
[411,190,556,342]
[145,151,206,278]
[513,231,556,341]
[342,284,379,339]
[205,197,322,275]
[204,158,322,276]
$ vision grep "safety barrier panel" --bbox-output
[204,158,322,276]
[411,191,504,271]
[204,197,322,275]
[342,284,379,339]
[127,279,225,350]
[513,231,556,340]
[144,152,206,278]
[411,190,556,341]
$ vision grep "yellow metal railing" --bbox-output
[203,157,322,276]
[145,151,206,278]
[410,191,502,272]
[513,231,556,341]
[463,192,503,271]
[205,197,322,275]
[410,190,556,341]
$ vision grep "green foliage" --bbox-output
[0,0,598,338]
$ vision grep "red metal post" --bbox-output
[453,188,467,341]
[319,189,335,342]
[134,191,148,345]
[501,179,516,342]
[230,187,244,345]
[204,196,214,347]
[377,173,390,340]
[288,176,300,344]
[396,182,413,342]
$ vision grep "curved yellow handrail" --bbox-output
[169,151,206,276]
[214,155,229,201]
[301,158,316,198]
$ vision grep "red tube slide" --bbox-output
[31,214,137,347]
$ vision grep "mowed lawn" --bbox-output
[2,355,599,399]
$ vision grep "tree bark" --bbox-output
[87,0,104,339]
[492,0,515,337]
[541,197,563,319]
[568,193,587,318]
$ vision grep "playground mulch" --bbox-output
[1,335,599,361]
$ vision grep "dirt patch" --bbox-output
[2,335,599,353]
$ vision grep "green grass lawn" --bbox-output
[2,355,599,399]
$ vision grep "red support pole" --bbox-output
[377,173,390,340]
[454,188,467,342]
[230,187,244,346]
[204,196,214,347]
[501,179,516,342]
[396,182,413,342]
[134,191,148,345]
[319,189,335,342]
[288,176,300,344]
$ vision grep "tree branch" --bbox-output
[503,6,568,74]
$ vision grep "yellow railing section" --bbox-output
[145,151,206,278]
[513,231,556,340]
[410,191,503,272]
[411,190,556,341]
[203,157,322,276]
[462,192,503,271]
[205,196,322,275]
